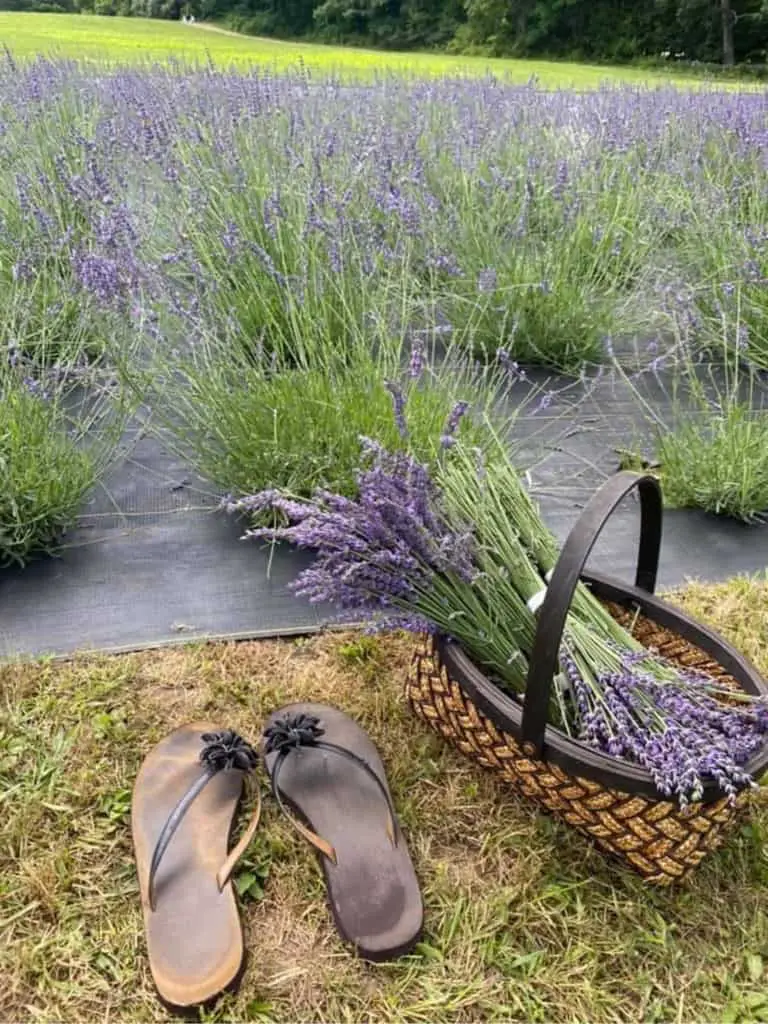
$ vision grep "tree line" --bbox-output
[5,0,768,67]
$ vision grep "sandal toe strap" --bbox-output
[264,713,398,864]
[147,729,259,911]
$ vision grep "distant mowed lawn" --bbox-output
[0,11,731,86]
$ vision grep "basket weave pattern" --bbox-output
[406,606,750,884]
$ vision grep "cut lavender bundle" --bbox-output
[560,644,768,806]
[232,391,768,805]
[239,439,485,638]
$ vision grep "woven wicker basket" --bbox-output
[405,472,768,884]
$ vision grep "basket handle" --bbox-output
[520,471,663,756]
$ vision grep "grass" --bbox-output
[0,12,735,87]
[2,579,768,1022]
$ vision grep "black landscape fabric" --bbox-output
[3,372,768,659]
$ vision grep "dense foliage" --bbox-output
[4,0,767,67]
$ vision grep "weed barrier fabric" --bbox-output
[0,430,328,660]
[3,374,768,659]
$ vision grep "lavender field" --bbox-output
[2,55,768,563]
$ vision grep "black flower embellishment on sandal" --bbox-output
[200,729,259,773]
[263,713,325,755]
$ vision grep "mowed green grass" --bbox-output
[0,11,727,86]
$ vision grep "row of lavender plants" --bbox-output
[2,54,768,564]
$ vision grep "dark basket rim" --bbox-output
[432,570,768,803]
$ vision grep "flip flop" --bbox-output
[131,723,261,1011]
[262,703,423,961]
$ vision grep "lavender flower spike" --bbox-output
[385,379,408,439]
[440,400,469,449]
[408,337,425,381]
[477,267,498,294]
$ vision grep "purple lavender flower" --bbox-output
[221,221,240,256]
[221,488,283,515]
[408,337,425,381]
[440,400,469,449]
[553,159,569,200]
[327,239,342,273]
[14,173,31,215]
[531,391,554,416]
[72,252,123,304]
[744,259,762,282]
[11,259,34,283]
[248,242,286,286]
[262,192,284,240]
[385,380,408,440]
[563,643,767,805]
[22,376,50,401]
[240,442,476,618]
[477,267,498,294]
[364,613,438,636]
[430,251,463,278]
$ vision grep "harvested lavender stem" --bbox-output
[234,438,533,693]
[242,439,476,609]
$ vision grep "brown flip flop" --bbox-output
[262,703,423,961]
[131,723,261,1011]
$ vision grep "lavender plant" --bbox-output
[612,319,768,523]
[138,327,542,500]
[140,70,767,373]
[4,58,768,378]
[0,350,128,567]
[0,63,155,566]
[4,54,768,538]
[1,76,148,366]
[232,400,768,805]
[675,126,768,369]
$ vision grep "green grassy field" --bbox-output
[0,11,727,86]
